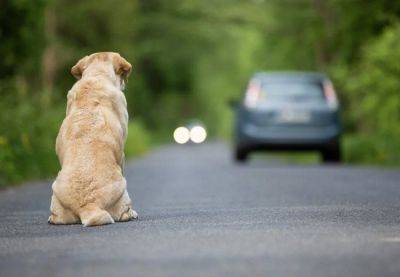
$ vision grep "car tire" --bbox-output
[321,140,341,163]
[234,147,249,163]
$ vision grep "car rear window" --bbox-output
[260,82,325,103]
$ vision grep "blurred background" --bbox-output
[1,0,400,186]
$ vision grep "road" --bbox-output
[1,142,400,277]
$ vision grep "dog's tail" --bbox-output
[79,204,114,227]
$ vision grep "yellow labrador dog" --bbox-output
[48,52,138,226]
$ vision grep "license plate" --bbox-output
[276,110,311,123]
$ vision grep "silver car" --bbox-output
[233,72,341,163]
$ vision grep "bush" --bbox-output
[343,134,400,166]
[342,23,400,165]
[0,91,64,187]
[125,120,152,158]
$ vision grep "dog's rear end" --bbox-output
[48,52,137,226]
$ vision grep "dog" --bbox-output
[48,52,138,226]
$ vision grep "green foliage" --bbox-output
[348,24,400,137]
[0,0,54,186]
[0,88,63,187]
[0,0,47,79]
[341,24,400,165]
[343,135,400,166]
[125,120,151,158]
[1,0,400,185]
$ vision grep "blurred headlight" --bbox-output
[190,126,207,143]
[173,127,190,144]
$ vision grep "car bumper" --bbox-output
[237,123,341,150]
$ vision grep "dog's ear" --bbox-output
[71,56,89,79]
[113,54,132,82]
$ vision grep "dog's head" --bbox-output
[71,52,132,89]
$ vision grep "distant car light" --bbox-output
[173,127,190,144]
[190,126,207,143]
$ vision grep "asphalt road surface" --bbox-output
[1,142,400,277]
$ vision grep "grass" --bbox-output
[253,152,320,165]
[343,134,400,166]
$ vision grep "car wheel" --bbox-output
[321,140,341,163]
[234,147,249,163]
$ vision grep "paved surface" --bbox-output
[1,142,400,277]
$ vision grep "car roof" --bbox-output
[252,71,329,83]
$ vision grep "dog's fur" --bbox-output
[48,52,137,226]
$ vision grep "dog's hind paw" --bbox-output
[119,208,138,222]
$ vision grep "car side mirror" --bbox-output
[228,99,239,109]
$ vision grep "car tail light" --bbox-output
[323,81,338,109]
[244,80,262,108]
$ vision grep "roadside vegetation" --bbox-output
[1,0,400,186]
